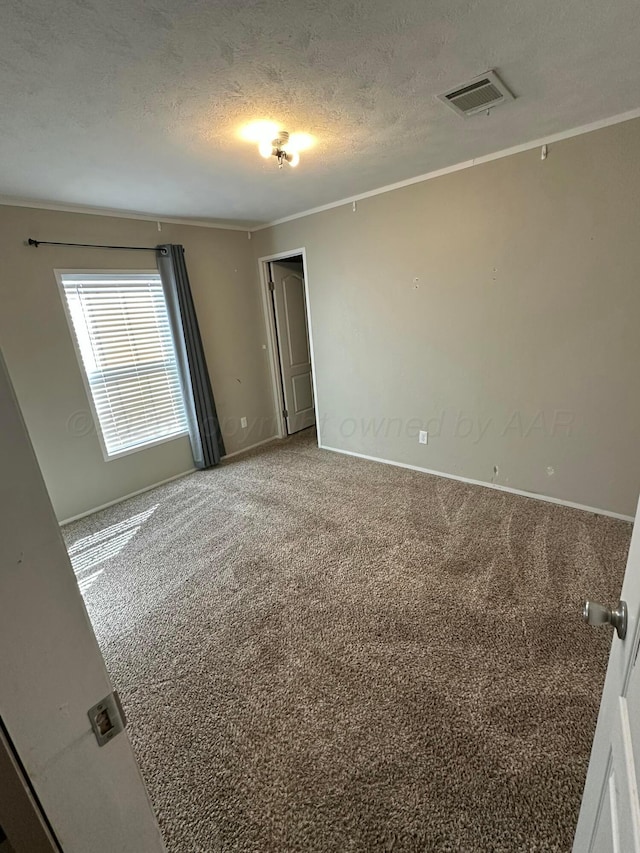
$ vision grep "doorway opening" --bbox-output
[258,249,319,441]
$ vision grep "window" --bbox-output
[58,272,188,458]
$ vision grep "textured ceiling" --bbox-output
[2,0,640,226]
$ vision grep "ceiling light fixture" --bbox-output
[260,131,300,169]
[240,122,314,170]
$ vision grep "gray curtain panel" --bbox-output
[157,244,225,468]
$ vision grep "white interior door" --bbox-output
[0,723,58,852]
[574,495,640,851]
[0,350,165,853]
[270,261,316,435]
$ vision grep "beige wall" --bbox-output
[2,118,638,522]
[252,119,640,517]
[0,206,276,521]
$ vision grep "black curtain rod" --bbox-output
[27,238,166,253]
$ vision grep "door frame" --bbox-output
[257,248,321,443]
[0,718,61,852]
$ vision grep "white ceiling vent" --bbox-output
[438,70,514,118]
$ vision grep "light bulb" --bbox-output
[239,120,280,143]
[258,139,274,159]
[287,132,314,152]
[287,150,300,167]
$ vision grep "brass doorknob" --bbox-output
[583,600,627,640]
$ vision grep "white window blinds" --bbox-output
[59,273,188,458]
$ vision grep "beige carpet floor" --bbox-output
[62,429,631,853]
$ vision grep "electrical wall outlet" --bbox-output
[240,417,248,429]
[419,430,428,444]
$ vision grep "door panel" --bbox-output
[271,261,315,435]
[282,278,310,366]
[627,659,640,762]
[591,762,616,853]
[614,695,640,847]
[574,495,640,851]
[0,351,165,853]
[292,373,313,412]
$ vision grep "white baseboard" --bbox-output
[222,435,279,460]
[59,468,197,526]
[60,439,634,525]
[320,444,635,523]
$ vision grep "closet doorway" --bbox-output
[259,250,317,438]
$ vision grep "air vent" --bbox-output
[438,70,514,118]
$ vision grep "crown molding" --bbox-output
[0,196,255,232]
[3,105,640,235]
[250,105,640,232]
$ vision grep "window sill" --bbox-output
[102,429,190,462]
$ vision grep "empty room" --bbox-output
[1,1,640,851]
